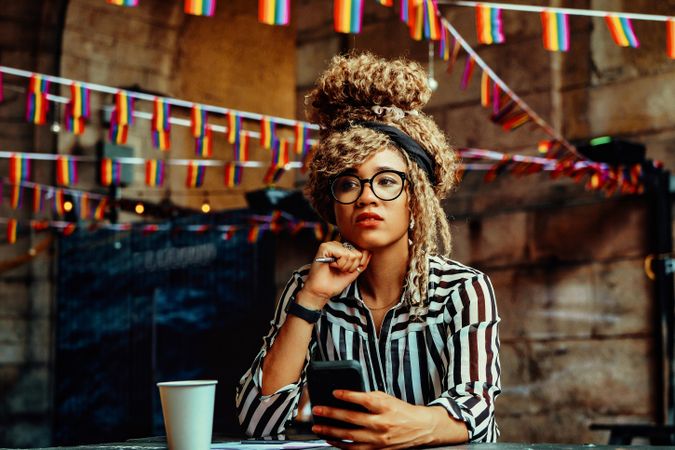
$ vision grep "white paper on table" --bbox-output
[211,440,331,450]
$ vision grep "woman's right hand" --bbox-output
[296,241,371,309]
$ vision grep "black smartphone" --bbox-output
[307,360,369,429]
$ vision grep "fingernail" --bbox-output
[313,406,323,415]
[312,425,321,434]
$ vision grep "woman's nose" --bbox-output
[356,181,378,204]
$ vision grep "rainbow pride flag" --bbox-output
[258,0,290,26]
[264,138,290,184]
[33,187,44,213]
[540,10,570,52]
[10,185,23,210]
[109,117,129,144]
[226,111,241,144]
[185,0,216,17]
[195,126,213,157]
[438,27,450,60]
[152,98,171,132]
[54,189,65,216]
[100,158,122,186]
[26,75,50,125]
[145,160,165,187]
[191,105,207,138]
[223,162,243,187]
[94,197,108,220]
[247,225,261,244]
[410,0,440,41]
[65,103,85,135]
[480,71,491,107]
[667,18,675,59]
[376,0,393,5]
[260,116,276,149]
[152,130,171,151]
[400,0,409,24]
[334,0,363,34]
[115,90,135,126]
[186,162,206,188]
[9,154,30,184]
[56,156,78,186]
[234,131,250,163]
[107,0,139,6]
[460,56,476,90]
[7,219,17,244]
[79,193,90,220]
[476,5,504,45]
[70,82,91,119]
[294,122,308,155]
[605,15,639,48]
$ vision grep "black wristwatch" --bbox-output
[287,300,322,324]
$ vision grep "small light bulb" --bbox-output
[135,202,145,214]
[428,77,439,92]
[51,122,61,133]
[201,201,211,213]
[28,248,37,256]
[63,201,73,212]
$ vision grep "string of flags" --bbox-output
[0,208,340,246]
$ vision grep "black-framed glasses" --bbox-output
[330,170,407,205]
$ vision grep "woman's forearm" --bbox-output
[260,289,325,395]
[424,405,469,445]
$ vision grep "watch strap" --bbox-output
[287,300,322,324]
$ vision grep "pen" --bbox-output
[314,257,336,263]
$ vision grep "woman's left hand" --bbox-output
[311,390,438,450]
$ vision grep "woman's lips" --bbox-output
[355,212,383,228]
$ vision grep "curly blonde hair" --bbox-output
[305,52,459,310]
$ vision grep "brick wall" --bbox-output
[294,0,675,444]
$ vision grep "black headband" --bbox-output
[353,121,437,185]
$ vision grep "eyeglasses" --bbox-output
[330,170,407,205]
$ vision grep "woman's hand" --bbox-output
[298,241,371,309]
[311,390,467,450]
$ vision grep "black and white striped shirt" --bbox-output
[236,255,501,442]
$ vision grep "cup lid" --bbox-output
[157,380,218,387]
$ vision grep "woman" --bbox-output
[236,52,501,447]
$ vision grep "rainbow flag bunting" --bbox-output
[100,158,122,186]
[10,185,23,210]
[191,105,207,138]
[264,138,290,184]
[234,131,250,162]
[56,156,78,186]
[480,71,491,107]
[185,0,216,16]
[107,0,139,6]
[115,90,135,126]
[446,37,462,73]
[64,103,86,135]
[226,111,241,144]
[79,193,90,220]
[334,0,364,34]
[400,0,409,24]
[152,98,171,150]
[294,122,309,155]
[94,197,108,220]
[109,117,129,144]
[223,162,243,187]
[33,187,44,213]
[258,0,290,25]
[247,225,261,243]
[26,75,50,125]
[540,10,570,52]
[476,4,504,45]
[186,162,206,188]
[70,82,91,119]
[501,111,530,131]
[54,189,65,216]
[460,56,476,90]
[9,154,30,184]
[376,0,393,5]
[195,125,213,157]
[7,219,17,244]
[145,160,165,187]
[667,19,675,59]
[410,0,440,41]
[260,116,276,149]
[438,27,450,60]
[605,15,639,48]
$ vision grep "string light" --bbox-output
[201,195,211,214]
[63,201,73,212]
[135,202,144,215]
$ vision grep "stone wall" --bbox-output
[293,0,675,444]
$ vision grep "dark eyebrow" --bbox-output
[342,166,400,176]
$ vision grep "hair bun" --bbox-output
[307,52,432,129]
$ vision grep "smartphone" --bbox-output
[307,359,369,429]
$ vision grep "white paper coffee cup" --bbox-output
[157,380,218,450]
